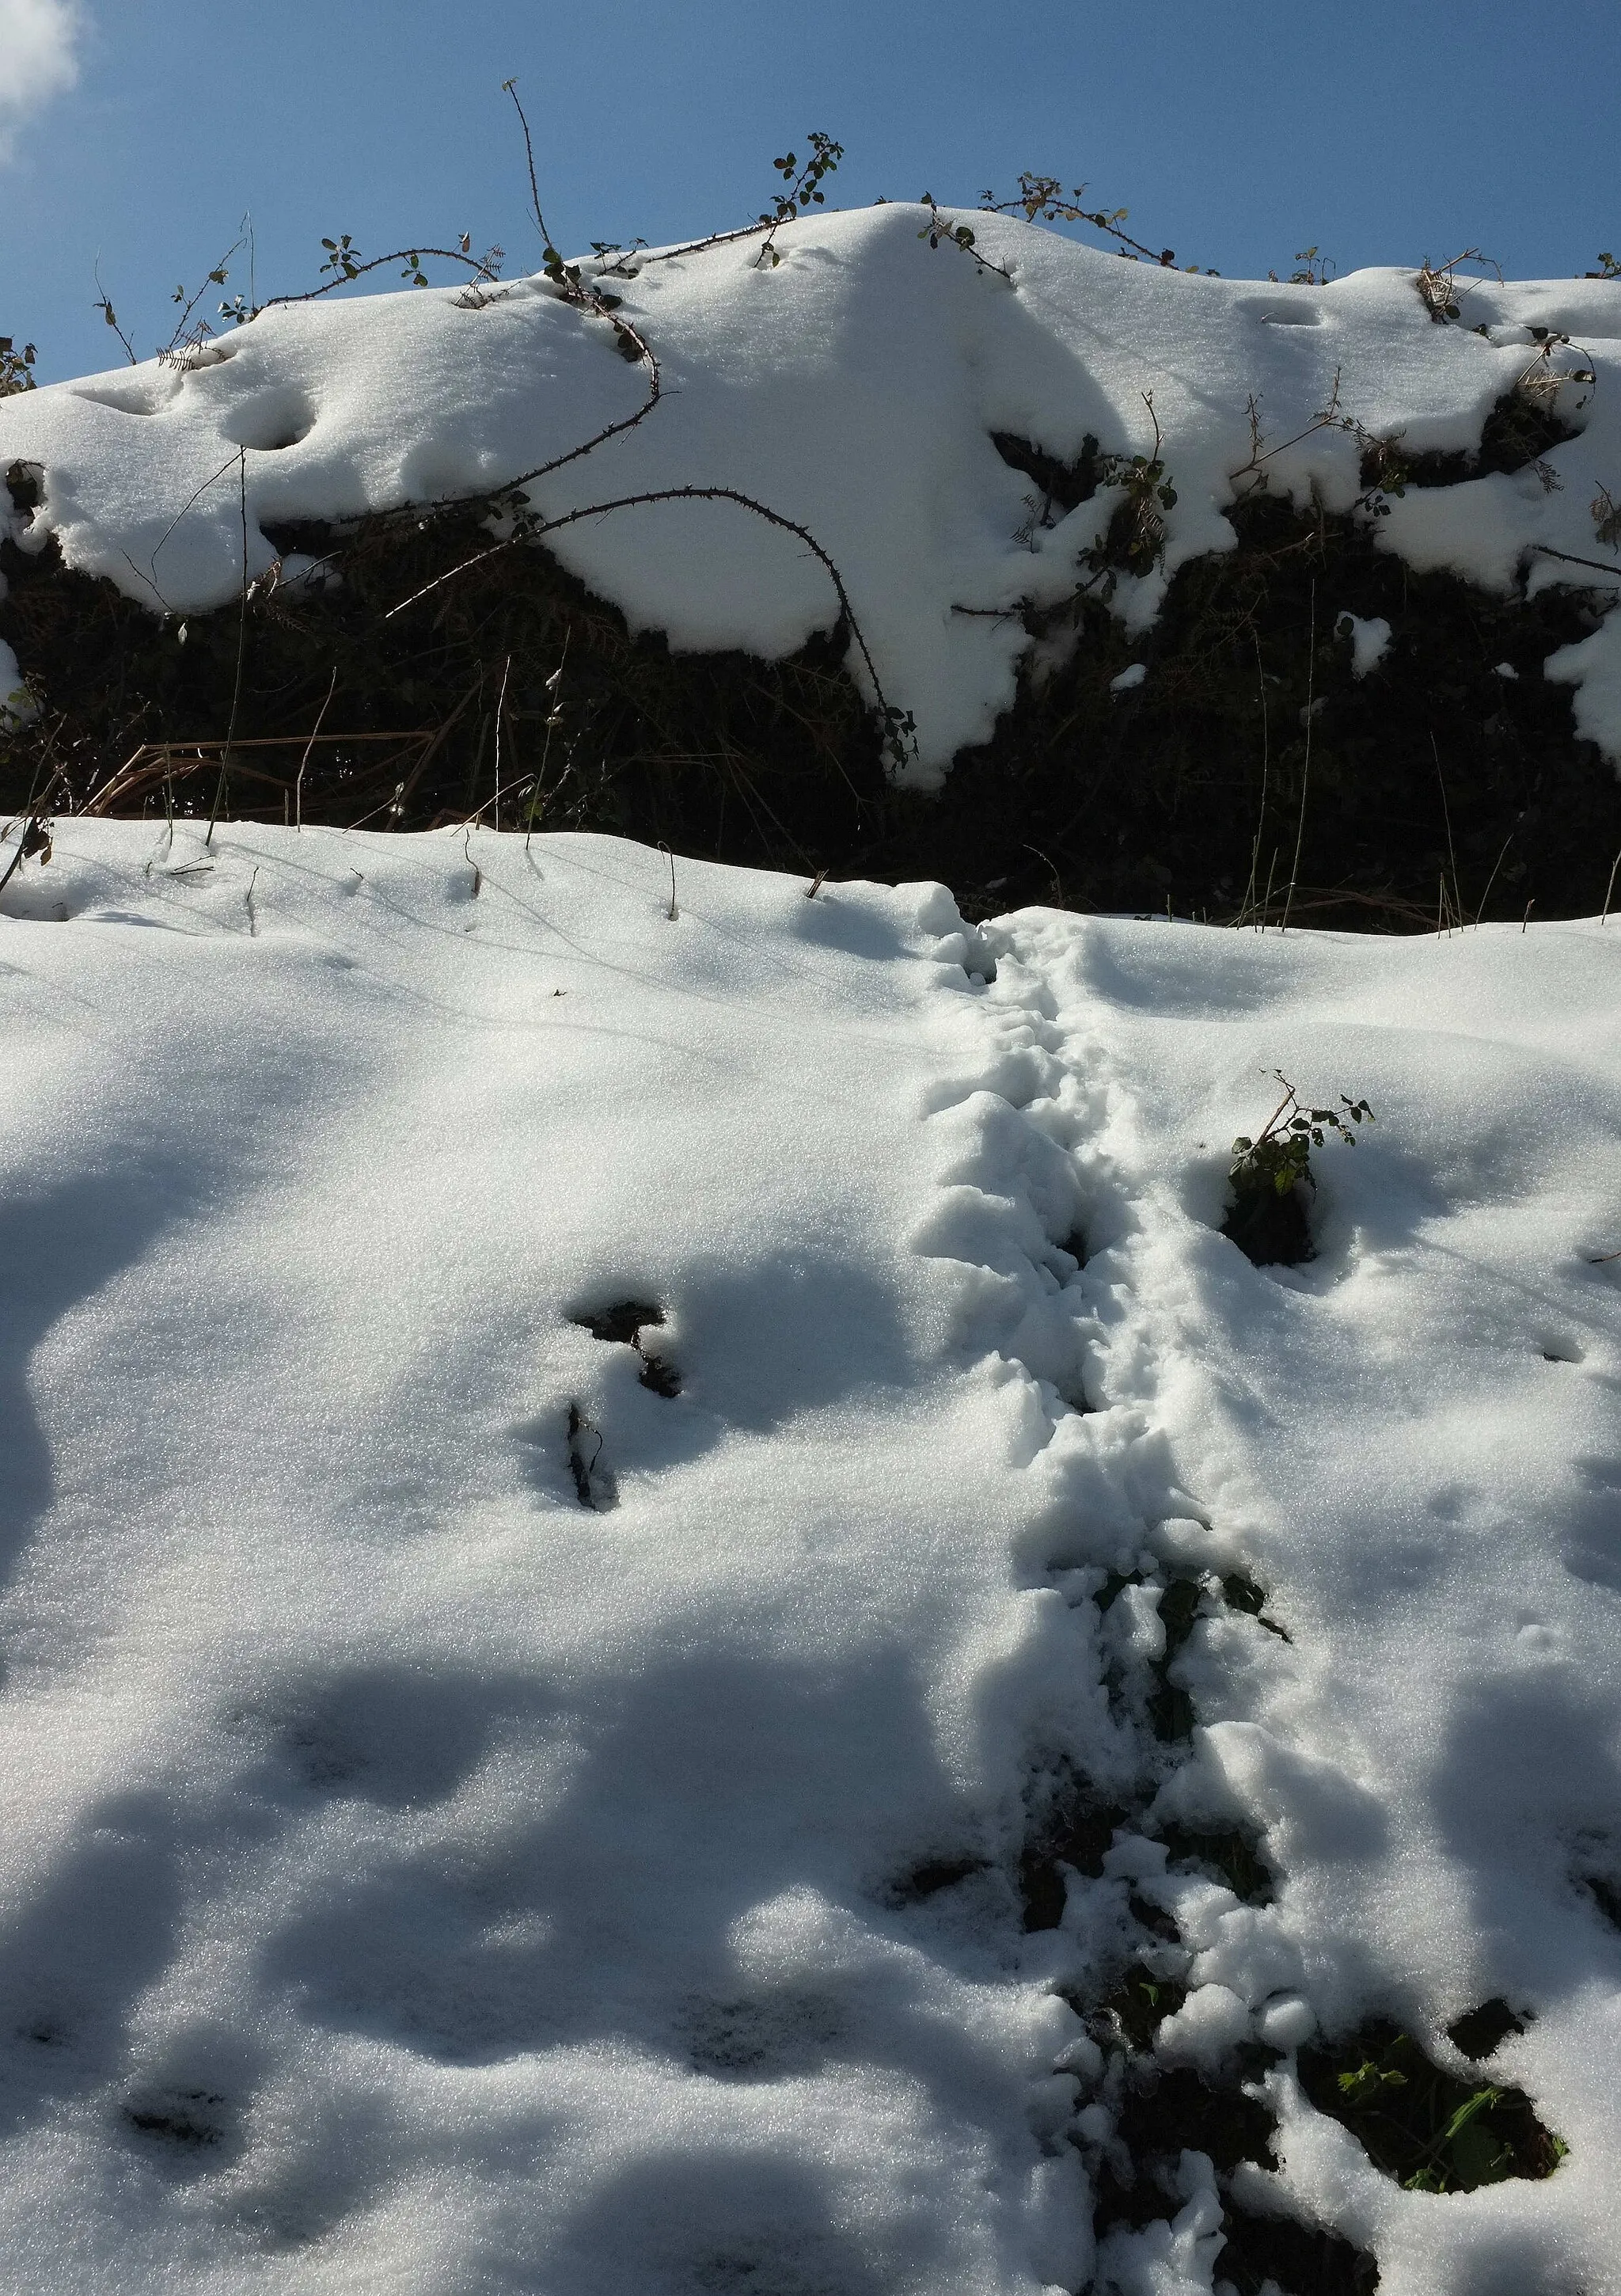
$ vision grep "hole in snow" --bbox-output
[682,1990,846,2080]
[122,2086,237,2171]
[571,1298,681,1396]
[565,1402,616,1509]
[1446,1999,1528,2062]
[1156,1823,1275,1906]
[574,1298,662,1347]
[1074,1987,1378,2290]
[217,390,317,453]
[1221,1176,1314,1268]
[1083,1963,1191,2062]
[885,1853,989,1905]
[1220,1571,1290,1641]
[990,431,1101,514]
[70,374,180,417]
[1020,1785,1131,1929]
[1236,297,1327,328]
[5,459,41,517]
[1359,384,1585,493]
[1217,2207,1376,2296]
[1298,2019,1564,2191]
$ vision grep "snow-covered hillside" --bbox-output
[2,206,1619,774]
[0,819,1618,2294]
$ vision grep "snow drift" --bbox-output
[0,819,1619,2292]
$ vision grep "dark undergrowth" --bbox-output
[3,445,1619,926]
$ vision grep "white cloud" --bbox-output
[0,0,81,154]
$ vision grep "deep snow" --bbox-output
[0,819,1618,2293]
[2,207,1619,775]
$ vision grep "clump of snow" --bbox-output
[0,633,33,721]
[2,207,1618,777]
[0,819,1619,2289]
[1335,610,1391,678]
[1109,662,1148,694]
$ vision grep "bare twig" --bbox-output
[297,666,337,830]
[503,78,555,251]
[1476,832,1514,926]
[527,631,570,849]
[1526,542,1621,584]
[1239,628,1270,928]
[1431,732,1462,928]
[93,259,138,363]
[385,481,908,762]
[207,447,251,846]
[1281,580,1315,932]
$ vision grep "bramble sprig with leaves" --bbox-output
[1081,392,1178,584]
[496,81,646,361]
[916,195,1013,282]
[978,173,1217,274]
[0,336,36,396]
[595,130,845,281]
[166,238,242,355]
[1231,1071,1374,1200]
[756,133,845,266]
[1588,252,1621,279]
[1270,245,1336,286]
[298,231,506,301]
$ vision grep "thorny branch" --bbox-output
[384,484,914,767]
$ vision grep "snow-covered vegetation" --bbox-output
[2,193,1620,2295]
[2,207,1619,770]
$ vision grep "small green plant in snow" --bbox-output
[1224,1070,1373,1266]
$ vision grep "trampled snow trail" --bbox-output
[979,907,1621,2295]
[0,823,1619,2293]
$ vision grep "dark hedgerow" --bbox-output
[2,471,1619,929]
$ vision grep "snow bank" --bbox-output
[0,819,1619,2290]
[2,208,1619,777]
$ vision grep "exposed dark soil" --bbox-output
[571,1298,681,1395]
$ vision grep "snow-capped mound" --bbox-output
[2,207,1619,776]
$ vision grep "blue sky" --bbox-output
[3,0,1619,382]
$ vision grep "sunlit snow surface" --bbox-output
[1,207,1619,773]
[0,823,1619,2292]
